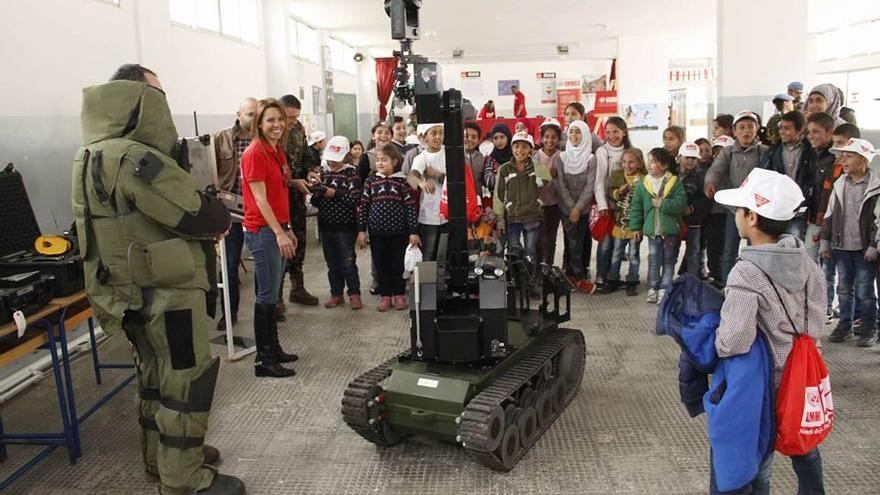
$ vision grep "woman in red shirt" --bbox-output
[478,100,496,120]
[241,98,298,378]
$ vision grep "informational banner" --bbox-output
[540,80,557,104]
[556,79,583,123]
[622,103,660,131]
[497,80,520,96]
[593,90,618,115]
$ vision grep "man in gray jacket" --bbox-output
[704,111,768,285]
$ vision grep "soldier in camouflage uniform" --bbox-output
[279,95,319,307]
[72,64,244,494]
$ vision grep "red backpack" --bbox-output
[755,264,833,456]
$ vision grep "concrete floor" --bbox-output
[2,223,880,494]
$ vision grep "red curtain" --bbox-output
[375,57,398,120]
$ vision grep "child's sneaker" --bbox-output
[324,295,344,308]
[576,279,595,294]
[646,289,658,304]
[656,289,667,306]
[393,295,408,310]
[377,296,392,312]
[349,294,363,310]
[598,280,619,294]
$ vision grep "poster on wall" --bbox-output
[540,80,557,104]
[461,71,483,97]
[622,103,660,131]
[556,87,583,123]
[582,74,607,93]
[497,80,520,96]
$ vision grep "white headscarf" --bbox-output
[560,120,592,175]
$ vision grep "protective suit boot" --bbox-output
[268,304,298,363]
[145,444,221,479]
[195,474,246,494]
[253,303,295,378]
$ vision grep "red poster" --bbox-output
[556,88,582,123]
[593,90,618,115]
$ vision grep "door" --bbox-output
[332,93,358,141]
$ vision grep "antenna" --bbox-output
[193,111,199,136]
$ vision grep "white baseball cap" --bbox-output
[308,130,327,146]
[678,142,701,159]
[511,131,535,148]
[830,138,876,163]
[540,117,562,130]
[323,136,350,162]
[416,123,443,136]
[713,135,735,148]
[714,168,804,221]
[733,110,760,126]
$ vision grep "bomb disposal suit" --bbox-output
[72,80,231,494]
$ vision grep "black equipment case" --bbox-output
[0,272,55,327]
[0,165,85,297]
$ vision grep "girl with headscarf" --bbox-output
[803,83,847,127]
[555,120,598,293]
[482,122,512,200]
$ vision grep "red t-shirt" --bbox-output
[514,92,527,118]
[478,107,496,120]
[241,139,290,232]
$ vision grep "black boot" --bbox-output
[625,281,639,297]
[598,279,619,294]
[254,303,295,377]
[268,304,299,363]
[196,474,246,494]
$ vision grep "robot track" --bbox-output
[340,353,407,447]
[457,328,586,471]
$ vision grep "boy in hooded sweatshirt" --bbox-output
[311,136,363,309]
[494,131,551,297]
[820,138,880,347]
[630,148,687,304]
[712,168,826,494]
[555,121,598,294]
[678,142,712,277]
[705,111,768,286]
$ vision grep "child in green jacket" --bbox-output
[630,148,687,304]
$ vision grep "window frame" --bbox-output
[169,0,261,47]
[288,16,320,65]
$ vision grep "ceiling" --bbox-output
[287,0,717,62]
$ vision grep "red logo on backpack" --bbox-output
[774,334,833,456]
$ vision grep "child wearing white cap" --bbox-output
[494,131,551,298]
[677,142,712,278]
[311,136,364,310]
[711,167,826,493]
[820,138,880,347]
[407,123,448,261]
[704,110,769,286]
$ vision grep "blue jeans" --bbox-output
[244,226,285,305]
[321,231,361,297]
[834,250,877,329]
[683,226,703,277]
[508,222,541,278]
[710,449,824,495]
[595,235,613,283]
[419,223,449,262]
[222,222,244,316]
[822,258,836,314]
[648,236,681,290]
[720,212,741,285]
[608,237,640,283]
[561,216,589,279]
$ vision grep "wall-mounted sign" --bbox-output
[461,71,481,78]
[593,90,618,115]
[536,72,557,79]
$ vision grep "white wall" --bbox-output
[439,60,613,118]
[0,0,375,232]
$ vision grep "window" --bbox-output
[169,0,259,44]
[329,37,358,74]
[814,19,880,61]
[817,67,880,129]
[288,17,319,63]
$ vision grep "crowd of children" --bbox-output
[297,81,880,358]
